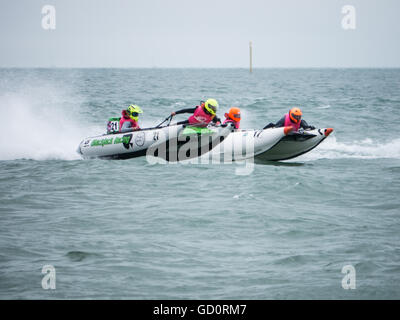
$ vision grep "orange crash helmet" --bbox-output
[226,107,241,122]
[289,107,302,124]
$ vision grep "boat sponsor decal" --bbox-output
[113,135,132,146]
[82,139,91,147]
[91,138,113,147]
[122,134,133,149]
[135,132,145,147]
[90,134,133,149]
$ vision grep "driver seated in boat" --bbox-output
[171,98,221,127]
[264,107,315,131]
[120,105,142,132]
[223,107,241,129]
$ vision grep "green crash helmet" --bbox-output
[127,104,143,121]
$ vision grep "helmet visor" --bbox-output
[291,114,301,122]
[233,113,241,119]
[208,104,217,113]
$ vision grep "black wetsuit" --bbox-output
[263,116,315,130]
[174,107,221,125]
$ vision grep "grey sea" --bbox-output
[0,68,399,299]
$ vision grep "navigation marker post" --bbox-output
[249,41,253,73]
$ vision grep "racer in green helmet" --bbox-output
[120,104,143,132]
[170,98,221,127]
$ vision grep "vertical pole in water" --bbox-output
[249,41,253,73]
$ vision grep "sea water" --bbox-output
[0,68,399,299]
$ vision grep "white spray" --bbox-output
[0,91,102,161]
[296,135,400,161]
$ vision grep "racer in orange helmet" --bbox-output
[263,107,315,131]
[223,107,241,129]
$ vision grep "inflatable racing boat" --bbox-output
[77,112,333,162]
[77,121,235,161]
[202,127,333,162]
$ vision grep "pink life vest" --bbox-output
[223,118,240,129]
[188,106,213,127]
[284,113,300,131]
[120,111,139,131]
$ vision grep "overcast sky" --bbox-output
[1,0,399,67]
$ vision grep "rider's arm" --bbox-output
[274,116,286,128]
[263,123,275,129]
[174,107,197,115]
[300,119,315,130]
[212,116,221,124]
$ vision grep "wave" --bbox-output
[0,92,102,161]
[316,104,331,109]
[297,136,400,161]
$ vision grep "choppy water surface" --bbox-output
[0,68,399,299]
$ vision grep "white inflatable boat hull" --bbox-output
[77,123,234,161]
[201,127,289,161]
[255,128,333,161]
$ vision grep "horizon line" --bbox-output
[1,66,400,69]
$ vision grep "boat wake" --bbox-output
[296,136,400,161]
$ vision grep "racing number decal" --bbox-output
[110,122,118,132]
